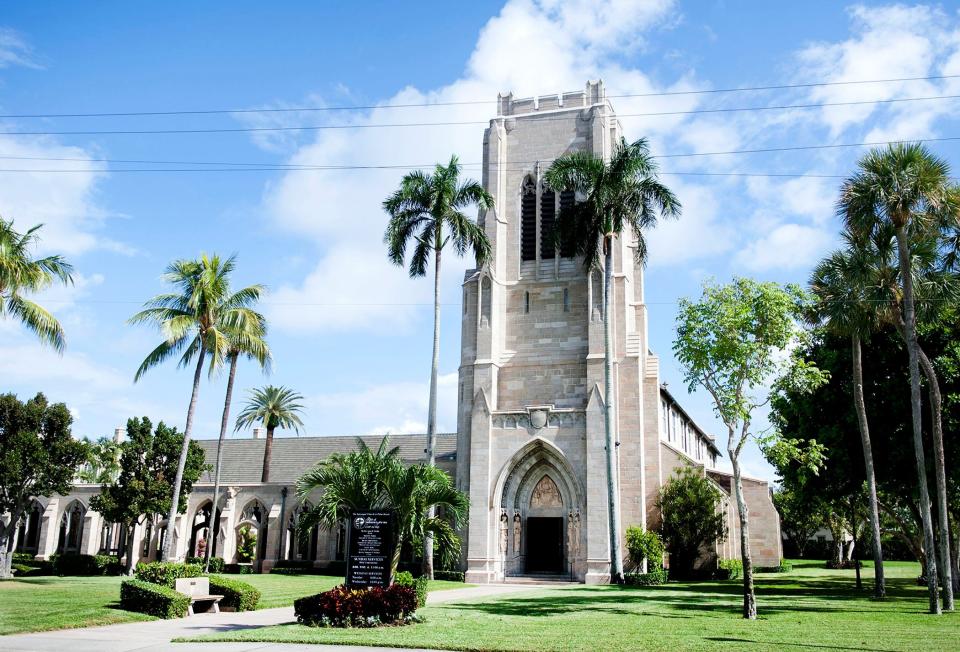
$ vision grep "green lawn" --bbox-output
[182,561,960,652]
[0,572,470,635]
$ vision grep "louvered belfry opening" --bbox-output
[540,187,556,259]
[558,189,576,258]
[520,177,537,261]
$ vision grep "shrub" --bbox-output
[657,466,727,579]
[223,563,254,574]
[394,571,428,608]
[757,561,792,573]
[134,561,203,587]
[120,579,190,618]
[208,575,261,611]
[294,584,418,628]
[825,559,861,570]
[186,556,225,573]
[51,553,122,576]
[715,558,742,580]
[236,525,257,563]
[625,527,665,572]
[624,569,668,586]
[433,570,465,582]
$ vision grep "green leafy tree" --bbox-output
[0,393,87,578]
[625,526,665,572]
[383,155,492,578]
[809,234,886,597]
[89,417,205,574]
[296,437,469,578]
[772,488,823,558]
[839,143,957,613]
[673,278,828,618]
[656,466,727,578]
[77,436,122,485]
[544,137,680,583]
[206,290,270,572]
[129,253,261,561]
[234,385,304,483]
[0,218,73,351]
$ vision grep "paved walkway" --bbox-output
[0,583,550,652]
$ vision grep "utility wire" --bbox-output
[1,94,958,136]
[1,74,957,119]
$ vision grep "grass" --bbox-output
[0,572,470,635]
[181,560,960,652]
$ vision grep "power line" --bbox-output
[1,94,959,136]
[1,74,957,119]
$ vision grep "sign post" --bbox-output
[345,510,396,589]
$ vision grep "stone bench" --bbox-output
[174,577,223,616]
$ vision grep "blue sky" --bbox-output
[2,1,960,480]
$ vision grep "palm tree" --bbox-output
[809,235,886,598]
[204,295,271,573]
[0,218,73,351]
[235,385,305,483]
[839,143,957,613]
[296,436,468,577]
[129,253,258,561]
[544,137,680,583]
[383,154,492,578]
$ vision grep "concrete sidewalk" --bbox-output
[0,583,549,652]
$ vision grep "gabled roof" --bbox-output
[195,433,457,485]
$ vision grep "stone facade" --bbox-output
[8,82,782,579]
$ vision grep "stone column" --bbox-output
[35,498,59,560]
[465,389,495,583]
[585,385,611,584]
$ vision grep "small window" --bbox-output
[524,291,530,314]
[520,178,537,262]
[563,288,570,312]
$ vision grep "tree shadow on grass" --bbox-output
[705,636,899,652]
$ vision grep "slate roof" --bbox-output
[195,433,457,484]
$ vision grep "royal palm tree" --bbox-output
[839,143,956,613]
[130,253,259,561]
[0,218,73,351]
[544,137,680,583]
[296,436,468,577]
[204,296,271,573]
[235,385,305,483]
[809,234,886,598]
[383,154,492,578]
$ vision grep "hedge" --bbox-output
[208,575,261,611]
[186,556,225,573]
[624,569,668,586]
[120,579,190,619]
[433,570,465,582]
[715,558,742,580]
[51,553,122,576]
[757,561,792,573]
[134,561,203,587]
[294,584,418,627]
[394,571,428,608]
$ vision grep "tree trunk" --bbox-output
[125,523,137,576]
[0,520,16,579]
[602,236,623,583]
[915,345,954,611]
[729,434,756,619]
[851,333,886,598]
[160,347,206,562]
[895,226,940,614]
[261,425,276,483]
[207,352,238,573]
[851,502,861,590]
[422,245,442,580]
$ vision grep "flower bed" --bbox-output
[294,584,419,628]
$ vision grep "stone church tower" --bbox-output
[457,81,664,584]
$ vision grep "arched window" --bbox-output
[480,275,491,328]
[189,502,221,559]
[540,185,556,259]
[236,499,268,570]
[99,520,127,556]
[520,177,537,262]
[58,501,86,554]
[15,501,43,554]
[286,502,319,561]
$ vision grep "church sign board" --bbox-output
[346,510,396,589]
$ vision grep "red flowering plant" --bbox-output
[294,584,419,628]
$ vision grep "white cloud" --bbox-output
[0,27,39,69]
[734,223,835,272]
[646,179,735,266]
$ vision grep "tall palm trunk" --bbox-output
[895,226,940,614]
[206,352,238,573]
[851,333,886,598]
[422,245,441,580]
[916,345,954,610]
[161,346,206,562]
[261,425,276,483]
[602,236,623,583]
